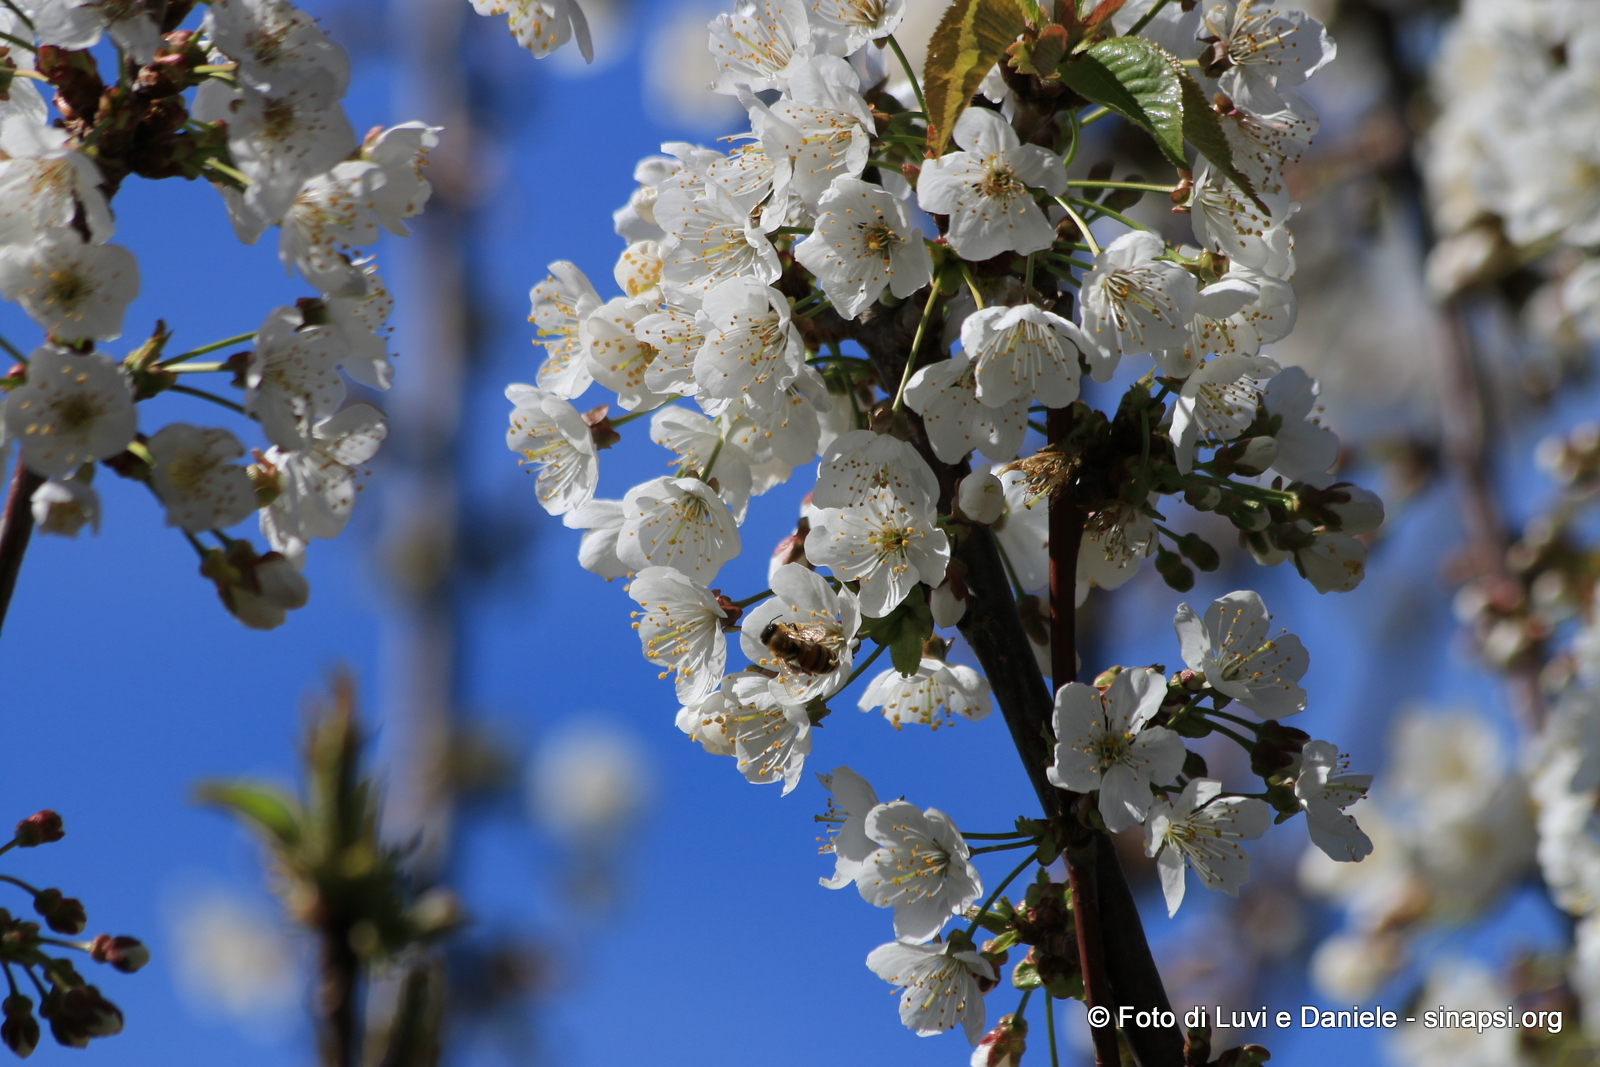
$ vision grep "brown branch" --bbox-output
[316,920,362,1067]
[0,461,44,638]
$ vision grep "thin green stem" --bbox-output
[770,226,813,236]
[1060,109,1082,170]
[1124,0,1172,37]
[0,29,35,52]
[887,34,926,116]
[960,263,986,310]
[2,961,17,999]
[891,283,942,413]
[167,361,229,374]
[1024,252,1036,293]
[963,830,1035,840]
[1056,199,1101,257]
[158,331,255,366]
[1066,195,1149,233]
[971,840,1038,855]
[169,383,246,414]
[732,588,773,608]
[1209,721,1256,750]
[1047,991,1061,1067]
[0,873,40,896]
[606,406,660,428]
[1068,180,1177,195]
[182,530,209,558]
[844,641,888,687]
[964,850,1038,938]
[1015,987,1034,1023]
[0,333,24,363]
[202,158,251,186]
[1207,706,1265,732]
[1079,105,1111,126]
[1044,252,1096,272]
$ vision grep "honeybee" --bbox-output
[760,620,839,675]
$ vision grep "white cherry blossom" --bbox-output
[1078,230,1198,375]
[1169,353,1280,473]
[194,72,356,224]
[859,801,982,943]
[324,260,395,389]
[1078,499,1157,596]
[1048,668,1185,832]
[808,0,904,52]
[258,404,386,562]
[817,766,880,890]
[614,154,682,243]
[960,303,1092,409]
[708,0,813,95]
[749,56,873,209]
[858,658,991,728]
[793,177,932,320]
[614,240,665,303]
[245,307,349,450]
[205,0,351,94]
[30,474,99,537]
[692,276,805,416]
[146,424,259,532]
[272,162,384,296]
[866,939,995,1044]
[649,406,753,522]
[719,670,813,792]
[213,550,310,630]
[812,429,940,511]
[30,0,161,63]
[505,384,600,516]
[1200,0,1336,114]
[654,173,782,294]
[905,353,1027,465]
[676,687,738,756]
[563,498,629,580]
[1174,590,1308,718]
[0,117,112,246]
[633,295,705,398]
[628,566,730,704]
[917,107,1066,261]
[362,123,441,235]
[617,475,741,579]
[469,0,592,60]
[956,471,1005,525]
[992,468,1049,592]
[2,348,135,478]
[740,562,859,703]
[1144,777,1271,916]
[529,261,602,399]
[1294,740,1373,862]
[0,231,139,342]
[1260,365,1337,482]
[1155,266,1296,378]
[805,484,950,617]
[1190,164,1295,278]
[585,296,670,412]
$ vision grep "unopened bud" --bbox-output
[768,516,811,584]
[1,995,36,1059]
[1155,548,1194,592]
[1176,532,1219,572]
[972,1013,1028,1067]
[581,404,621,450]
[33,891,86,935]
[956,471,1005,524]
[1184,481,1222,510]
[89,935,148,974]
[712,591,744,630]
[13,812,63,848]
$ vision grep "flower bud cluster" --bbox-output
[0,811,145,1059]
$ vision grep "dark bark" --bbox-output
[0,462,44,639]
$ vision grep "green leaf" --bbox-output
[923,0,1029,156]
[1057,37,1185,167]
[197,781,304,847]
[1178,70,1267,211]
[863,591,935,676]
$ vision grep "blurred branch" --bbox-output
[0,462,43,638]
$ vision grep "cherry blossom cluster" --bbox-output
[1312,419,1600,1054]
[0,0,438,628]
[1424,0,1600,336]
[503,0,1381,1054]
[0,811,148,1059]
